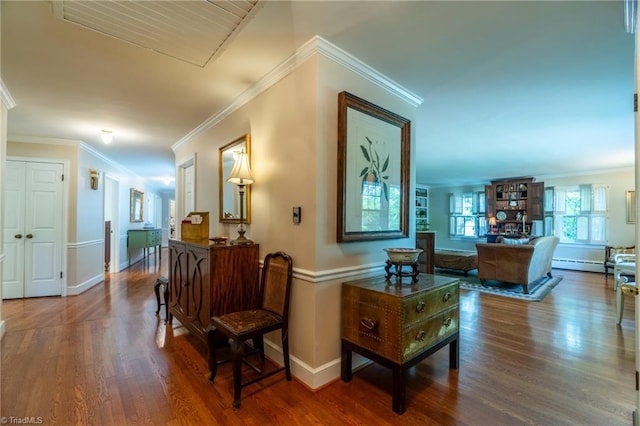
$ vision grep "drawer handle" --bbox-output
[360,318,376,331]
[443,317,452,327]
[415,330,426,342]
[442,292,452,302]
[415,301,425,313]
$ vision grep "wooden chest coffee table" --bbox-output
[341,274,459,414]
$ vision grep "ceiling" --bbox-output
[2,1,635,193]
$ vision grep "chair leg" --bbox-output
[164,284,169,322]
[282,329,291,381]
[230,339,244,408]
[616,285,626,325]
[154,280,162,314]
[207,327,219,381]
[253,336,265,362]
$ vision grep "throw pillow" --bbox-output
[502,237,530,245]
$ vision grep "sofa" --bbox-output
[475,236,560,294]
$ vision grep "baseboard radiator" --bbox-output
[552,258,604,273]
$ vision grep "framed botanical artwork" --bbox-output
[337,91,411,242]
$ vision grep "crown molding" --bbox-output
[8,135,80,146]
[172,35,423,152]
[0,79,17,110]
[310,36,423,107]
[78,142,141,177]
[8,134,141,177]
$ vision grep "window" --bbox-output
[550,184,607,244]
[449,192,486,238]
[361,182,400,231]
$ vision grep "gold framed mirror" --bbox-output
[130,188,144,222]
[219,134,251,224]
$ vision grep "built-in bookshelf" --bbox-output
[416,186,429,231]
[485,178,544,235]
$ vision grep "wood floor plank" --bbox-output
[1,252,636,424]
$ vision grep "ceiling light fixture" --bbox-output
[100,130,113,144]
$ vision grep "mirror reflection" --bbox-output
[219,134,251,224]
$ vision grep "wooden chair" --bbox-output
[207,251,293,408]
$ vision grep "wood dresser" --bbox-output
[341,274,459,414]
[415,231,435,274]
[167,238,259,343]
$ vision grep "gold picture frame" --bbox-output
[130,188,144,223]
[626,190,635,224]
[218,134,251,224]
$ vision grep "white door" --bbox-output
[184,163,195,214]
[105,175,119,272]
[3,161,26,298]
[3,160,64,298]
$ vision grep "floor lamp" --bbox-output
[227,150,254,245]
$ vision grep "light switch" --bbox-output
[293,207,301,224]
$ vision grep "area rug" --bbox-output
[435,269,562,302]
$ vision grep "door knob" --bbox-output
[14,234,22,239]
[26,234,33,239]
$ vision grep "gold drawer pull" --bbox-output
[360,318,376,331]
[442,292,452,302]
[443,317,452,327]
[415,330,426,342]
[415,301,425,313]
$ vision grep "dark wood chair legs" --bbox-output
[154,276,168,318]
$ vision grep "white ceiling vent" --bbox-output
[51,0,261,67]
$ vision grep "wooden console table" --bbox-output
[167,238,259,343]
[127,228,162,267]
[341,274,459,414]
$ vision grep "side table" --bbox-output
[341,274,460,414]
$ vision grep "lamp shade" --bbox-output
[488,217,497,226]
[227,151,254,185]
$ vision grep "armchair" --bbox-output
[613,253,636,291]
[615,262,637,324]
[604,245,635,275]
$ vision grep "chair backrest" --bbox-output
[260,252,293,319]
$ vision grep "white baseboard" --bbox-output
[263,338,370,390]
[67,273,104,295]
[552,258,604,273]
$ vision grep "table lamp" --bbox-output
[488,216,497,234]
[227,150,254,245]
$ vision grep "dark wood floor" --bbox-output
[1,251,636,425]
